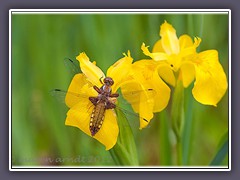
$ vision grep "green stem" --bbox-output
[158,111,172,165]
[182,94,193,165]
[171,78,185,165]
[177,139,182,166]
[109,107,139,166]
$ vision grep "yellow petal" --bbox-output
[132,60,171,113]
[145,70,171,115]
[152,39,165,53]
[138,89,154,129]
[157,64,176,86]
[65,74,97,108]
[180,63,195,88]
[120,79,141,113]
[107,51,133,92]
[178,35,198,58]
[160,21,180,54]
[120,60,171,129]
[120,79,154,129]
[76,52,105,87]
[136,70,171,129]
[179,34,193,50]
[192,50,228,106]
[120,60,155,127]
[65,100,93,137]
[65,100,119,150]
[194,36,202,48]
[141,43,168,61]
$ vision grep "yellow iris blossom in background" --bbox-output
[141,21,228,106]
[120,60,171,129]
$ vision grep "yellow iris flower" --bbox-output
[64,51,138,150]
[141,21,228,106]
[120,60,171,129]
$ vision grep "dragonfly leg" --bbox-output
[93,85,101,94]
[89,97,98,106]
[99,76,104,84]
[106,101,116,109]
[109,93,119,98]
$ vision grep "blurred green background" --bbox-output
[11,13,229,166]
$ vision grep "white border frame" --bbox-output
[9,9,231,171]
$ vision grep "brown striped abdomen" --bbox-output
[89,102,106,136]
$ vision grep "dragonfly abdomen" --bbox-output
[90,102,106,136]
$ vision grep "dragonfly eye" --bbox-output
[104,77,114,86]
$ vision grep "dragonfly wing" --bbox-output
[116,88,156,128]
[114,105,150,129]
[50,89,90,107]
[115,105,148,121]
[118,88,156,105]
[64,58,97,89]
[64,58,81,76]
[51,89,149,129]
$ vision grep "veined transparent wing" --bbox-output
[50,89,89,107]
[117,88,156,105]
[51,88,154,110]
[64,58,81,76]
[63,58,96,88]
[51,88,151,127]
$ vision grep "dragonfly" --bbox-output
[51,58,154,136]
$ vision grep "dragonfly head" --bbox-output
[104,77,114,86]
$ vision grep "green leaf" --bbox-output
[209,130,229,166]
[158,111,172,165]
[171,78,185,165]
[182,96,193,165]
[171,78,185,141]
[109,108,139,166]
